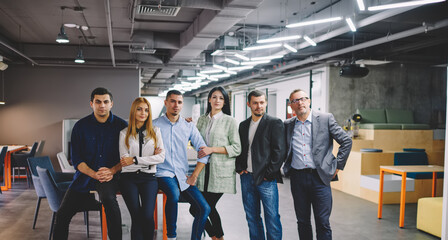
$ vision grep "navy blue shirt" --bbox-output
[69,112,127,192]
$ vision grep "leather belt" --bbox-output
[294,168,317,173]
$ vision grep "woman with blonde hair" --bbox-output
[190,86,241,240]
[119,97,165,240]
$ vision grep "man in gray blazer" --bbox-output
[283,89,352,240]
[236,90,286,240]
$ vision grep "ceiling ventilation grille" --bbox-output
[137,5,180,16]
[130,47,156,54]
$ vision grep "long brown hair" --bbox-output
[125,97,157,149]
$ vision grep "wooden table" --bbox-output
[377,165,444,228]
[0,145,27,191]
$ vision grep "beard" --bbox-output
[254,112,264,117]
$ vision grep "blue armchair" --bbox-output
[11,142,38,187]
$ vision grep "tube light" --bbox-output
[187,76,206,80]
[224,70,238,75]
[211,50,222,56]
[346,18,357,32]
[357,0,366,11]
[197,73,209,77]
[251,55,284,61]
[234,54,250,61]
[200,70,222,74]
[286,17,342,28]
[368,0,445,11]
[283,43,298,52]
[257,35,301,43]
[241,60,271,65]
[243,43,282,51]
[228,66,254,71]
[209,74,231,78]
[224,58,240,65]
[303,36,317,46]
[213,64,228,71]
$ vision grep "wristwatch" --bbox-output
[133,156,139,165]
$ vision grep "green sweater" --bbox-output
[196,113,242,194]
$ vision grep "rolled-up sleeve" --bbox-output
[224,118,242,158]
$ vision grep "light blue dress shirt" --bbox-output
[153,114,209,191]
[291,110,316,170]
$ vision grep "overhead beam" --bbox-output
[104,0,116,67]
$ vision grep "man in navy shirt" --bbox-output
[53,87,127,240]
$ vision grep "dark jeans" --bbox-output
[158,176,211,240]
[190,191,224,238]
[290,169,333,240]
[119,172,158,240]
[53,178,122,240]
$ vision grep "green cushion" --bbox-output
[386,109,414,124]
[360,123,402,129]
[356,109,386,123]
[401,124,430,130]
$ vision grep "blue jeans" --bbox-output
[290,169,332,240]
[240,173,282,240]
[119,172,158,240]
[158,176,210,240]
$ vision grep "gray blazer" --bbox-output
[283,110,352,186]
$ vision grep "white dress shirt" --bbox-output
[119,126,165,173]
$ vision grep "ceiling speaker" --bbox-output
[339,64,369,78]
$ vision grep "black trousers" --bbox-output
[53,178,122,240]
[190,191,224,238]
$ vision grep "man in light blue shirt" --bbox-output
[154,90,210,240]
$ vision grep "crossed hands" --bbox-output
[120,147,162,167]
[95,167,113,183]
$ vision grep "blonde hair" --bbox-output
[125,97,157,149]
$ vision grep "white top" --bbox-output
[247,118,261,173]
[119,126,165,173]
[205,111,224,145]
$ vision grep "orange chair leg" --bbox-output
[432,172,437,197]
[102,205,107,240]
[378,169,384,219]
[399,173,407,228]
[163,193,167,240]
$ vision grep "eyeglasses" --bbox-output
[290,97,309,104]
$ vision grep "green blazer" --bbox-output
[196,113,242,194]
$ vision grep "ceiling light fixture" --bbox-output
[356,0,366,11]
[228,66,254,71]
[368,0,445,11]
[213,64,228,71]
[286,17,342,28]
[187,76,206,80]
[283,43,298,52]
[56,25,70,43]
[234,54,250,61]
[56,8,69,43]
[200,70,222,74]
[211,50,222,56]
[243,43,282,51]
[257,35,302,43]
[74,49,85,63]
[251,55,284,61]
[224,58,240,65]
[303,36,317,46]
[209,73,231,78]
[224,70,238,75]
[241,60,271,65]
[346,18,357,32]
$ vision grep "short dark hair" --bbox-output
[247,90,266,103]
[166,90,183,100]
[289,89,308,99]
[206,87,231,115]
[91,87,113,102]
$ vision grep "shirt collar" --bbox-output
[163,113,183,125]
[296,110,313,123]
[207,111,224,120]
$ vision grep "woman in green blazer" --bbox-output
[191,86,241,240]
